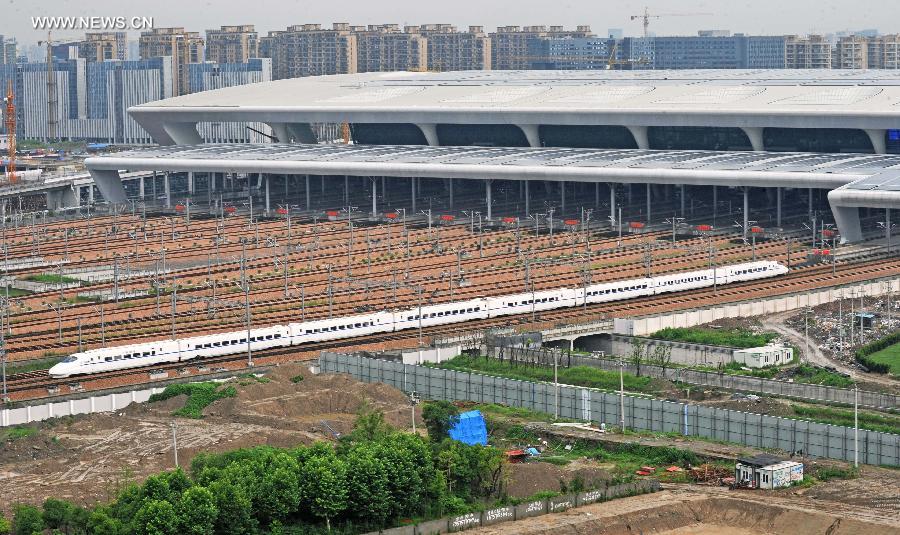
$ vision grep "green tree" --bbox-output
[175,486,218,535]
[342,404,394,446]
[254,452,300,523]
[344,446,391,526]
[133,500,178,535]
[206,479,256,535]
[11,504,44,535]
[42,498,77,534]
[299,455,348,531]
[87,509,122,535]
[421,401,460,441]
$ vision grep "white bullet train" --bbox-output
[48,261,788,378]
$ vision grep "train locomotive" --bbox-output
[49,261,788,378]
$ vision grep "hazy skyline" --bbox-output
[3,0,899,46]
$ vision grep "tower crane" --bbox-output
[630,7,713,38]
[3,80,15,184]
[37,31,58,141]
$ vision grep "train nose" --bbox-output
[48,363,70,378]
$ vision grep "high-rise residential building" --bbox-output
[868,34,900,69]
[189,58,272,142]
[0,57,172,143]
[354,24,427,72]
[263,23,357,80]
[835,35,868,68]
[139,27,204,96]
[0,36,10,65]
[77,32,127,62]
[490,25,593,70]
[418,25,491,71]
[205,25,259,64]
[785,35,832,69]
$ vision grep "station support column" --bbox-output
[305,175,311,210]
[371,178,378,217]
[486,179,493,221]
[264,174,271,216]
[743,187,750,238]
[164,173,171,208]
[646,184,651,223]
[524,180,530,215]
[776,187,782,227]
[609,183,616,224]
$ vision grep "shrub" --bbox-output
[149,382,236,418]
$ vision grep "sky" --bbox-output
[2,0,899,47]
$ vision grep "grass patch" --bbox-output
[238,373,270,385]
[290,374,304,383]
[22,273,80,285]
[864,342,900,376]
[650,327,777,349]
[791,364,854,388]
[434,354,656,394]
[0,286,32,297]
[1,425,37,441]
[5,357,61,375]
[148,382,237,418]
[790,405,900,434]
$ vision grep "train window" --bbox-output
[275,334,281,338]
[105,357,112,362]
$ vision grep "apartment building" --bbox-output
[868,35,900,69]
[490,25,593,70]
[834,35,868,69]
[139,27,204,96]
[263,23,357,80]
[355,25,427,72]
[77,32,127,62]
[205,25,259,64]
[418,25,491,71]
[785,35,832,69]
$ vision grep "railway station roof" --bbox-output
[128,70,900,145]
[86,142,900,192]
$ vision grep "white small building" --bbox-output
[733,344,793,368]
[735,454,804,489]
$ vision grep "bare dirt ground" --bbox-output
[0,364,418,512]
[470,482,900,535]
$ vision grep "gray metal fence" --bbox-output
[564,353,900,410]
[321,353,900,467]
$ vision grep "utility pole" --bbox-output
[171,420,179,468]
[241,242,252,367]
[854,384,859,468]
[619,359,626,433]
[553,349,559,419]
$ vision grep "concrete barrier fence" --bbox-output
[1,387,164,427]
[321,353,900,467]
[618,278,900,337]
[369,480,660,534]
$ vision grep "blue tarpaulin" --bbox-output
[448,410,488,446]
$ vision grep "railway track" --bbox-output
[5,232,780,355]
[6,255,898,400]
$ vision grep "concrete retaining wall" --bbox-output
[618,278,900,337]
[584,333,735,366]
[1,387,164,427]
[366,480,659,534]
